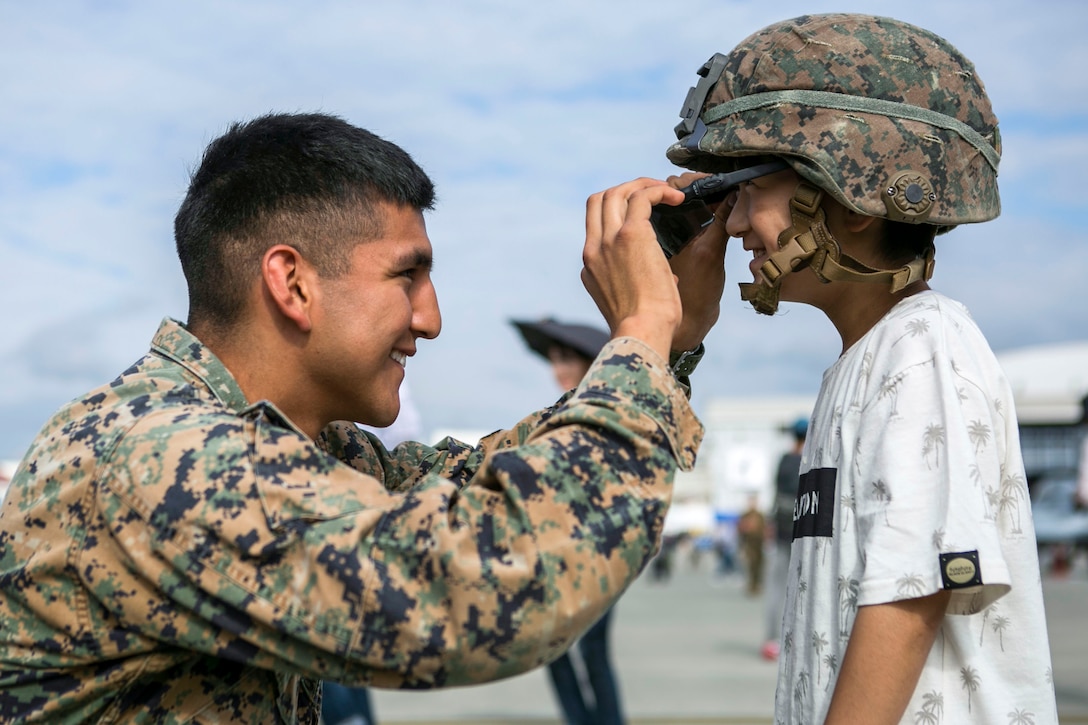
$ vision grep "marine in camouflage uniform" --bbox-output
[0,113,714,723]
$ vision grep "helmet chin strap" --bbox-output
[739,182,935,315]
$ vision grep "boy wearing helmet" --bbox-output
[646,13,1056,724]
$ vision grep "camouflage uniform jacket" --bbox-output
[0,318,701,724]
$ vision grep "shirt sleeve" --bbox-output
[94,336,702,688]
[851,310,1015,614]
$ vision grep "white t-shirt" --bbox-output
[774,291,1057,724]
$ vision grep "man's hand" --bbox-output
[663,171,730,353]
[582,178,687,361]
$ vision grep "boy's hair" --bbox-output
[174,112,435,329]
[881,220,937,267]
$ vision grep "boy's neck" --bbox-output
[824,280,931,354]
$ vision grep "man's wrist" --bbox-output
[613,316,678,362]
[668,342,705,399]
[669,342,705,378]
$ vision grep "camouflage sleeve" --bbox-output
[319,422,515,495]
[320,336,698,492]
[96,336,700,689]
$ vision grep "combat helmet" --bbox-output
[666,13,1001,314]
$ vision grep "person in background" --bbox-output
[761,417,807,661]
[512,317,626,725]
[736,493,765,597]
[712,515,738,577]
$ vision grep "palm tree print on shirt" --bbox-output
[980,601,999,646]
[850,351,873,409]
[992,615,1011,651]
[985,485,1001,522]
[831,406,843,462]
[960,666,981,713]
[840,492,855,532]
[811,630,829,685]
[914,690,944,724]
[878,372,905,417]
[968,420,992,454]
[999,466,1026,534]
[970,464,992,518]
[837,576,859,638]
[895,573,926,600]
[794,671,810,716]
[922,423,946,469]
[1007,708,1036,724]
[822,653,838,691]
[870,479,892,525]
[892,317,931,347]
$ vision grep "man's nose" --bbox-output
[413,280,442,340]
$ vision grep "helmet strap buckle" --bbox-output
[739,182,826,314]
[739,180,938,314]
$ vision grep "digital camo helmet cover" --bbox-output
[666,13,1002,228]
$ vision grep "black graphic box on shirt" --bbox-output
[793,468,836,539]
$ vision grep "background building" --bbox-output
[997,341,1088,479]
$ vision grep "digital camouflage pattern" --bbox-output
[0,318,701,724]
[667,13,1002,226]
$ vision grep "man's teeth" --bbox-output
[391,352,406,366]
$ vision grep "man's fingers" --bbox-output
[597,178,680,236]
[665,171,711,191]
[584,190,605,260]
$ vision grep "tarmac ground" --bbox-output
[368,546,1088,724]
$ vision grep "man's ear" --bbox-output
[263,245,315,333]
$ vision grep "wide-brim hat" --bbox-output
[510,318,610,362]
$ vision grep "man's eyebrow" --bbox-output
[392,248,433,271]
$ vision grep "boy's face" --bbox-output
[725,167,869,308]
[725,167,809,302]
[306,202,441,428]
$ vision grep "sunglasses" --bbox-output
[651,159,789,258]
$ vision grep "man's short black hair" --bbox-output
[175,112,435,328]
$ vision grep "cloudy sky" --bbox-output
[2,1,1087,459]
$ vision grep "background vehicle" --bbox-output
[1029,468,1088,574]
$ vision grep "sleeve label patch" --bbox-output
[940,550,983,589]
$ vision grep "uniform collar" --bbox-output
[149,317,250,413]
